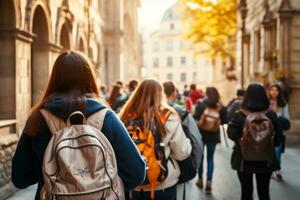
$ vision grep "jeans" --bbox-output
[274,143,283,167]
[131,185,176,200]
[198,142,217,181]
[237,171,272,200]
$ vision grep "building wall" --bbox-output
[143,4,212,91]
[102,0,141,87]
[0,0,140,199]
[237,0,300,138]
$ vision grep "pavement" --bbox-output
[5,142,300,200]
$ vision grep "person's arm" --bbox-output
[220,106,228,125]
[267,111,284,147]
[193,101,204,120]
[11,117,38,189]
[186,98,191,113]
[166,114,192,161]
[227,112,244,142]
[185,113,203,158]
[101,111,146,190]
[282,105,290,120]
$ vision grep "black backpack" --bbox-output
[177,111,202,184]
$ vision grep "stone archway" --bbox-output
[31,5,50,105]
[0,0,17,119]
[60,23,71,49]
[78,37,86,54]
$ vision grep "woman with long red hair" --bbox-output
[120,79,191,200]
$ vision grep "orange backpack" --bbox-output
[124,110,171,199]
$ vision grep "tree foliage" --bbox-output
[179,0,237,70]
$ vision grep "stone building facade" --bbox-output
[0,0,140,199]
[237,0,300,138]
[143,3,212,91]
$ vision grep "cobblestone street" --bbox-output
[6,142,300,200]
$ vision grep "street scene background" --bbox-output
[0,0,300,199]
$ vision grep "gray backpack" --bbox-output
[40,108,124,200]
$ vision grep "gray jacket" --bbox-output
[172,103,204,168]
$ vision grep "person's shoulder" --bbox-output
[24,109,46,137]
[172,103,186,114]
[266,110,278,120]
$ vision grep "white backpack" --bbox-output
[40,108,125,200]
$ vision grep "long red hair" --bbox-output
[119,79,175,136]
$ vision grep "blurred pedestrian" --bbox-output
[186,84,203,113]
[227,89,246,121]
[112,80,138,112]
[193,87,227,193]
[227,83,284,200]
[100,85,108,99]
[183,84,189,98]
[108,84,122,109]
[269,84,291,181]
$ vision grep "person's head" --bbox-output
[184,84,188,90]
[128,80,138,93]
[190,84,196,91]
[100,85,107,93]
[269,84,287,107]
[32,50,99,112]
[116,81,123,88]
[108,85,121,106]
[242,83,270,112]
[205,87,220,108]
[120,79,172,136]
[236,89,246,100]
[163,81,177,101]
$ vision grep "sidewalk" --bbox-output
[6,145,300,200]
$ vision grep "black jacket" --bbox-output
[227,110,284,173]
[193,100,227,143]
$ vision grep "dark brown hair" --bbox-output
[129,80,138,92]
[163,81,176,97]
[205,87,220,108]
[269,84,287,108]
[242,83,270,112]
[31,51,100,113]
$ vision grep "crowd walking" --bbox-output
[11,51,291,200]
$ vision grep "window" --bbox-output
[153,58,159,67]
[181,73,187,82]
[180,41,186,49]
[167,73,173,80]
[254,30,261,71]
[167,57,173,67]
[193,72,197,82]
[170,23,174,30]
[181,56,186,65]
[153,74,160,79]
[166,40,173,51]
[153,42,159,52]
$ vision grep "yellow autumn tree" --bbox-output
[179,0,237,74]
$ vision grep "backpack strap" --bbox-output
[240,109,270,116]
[159,109,172,125]
[240,108,250,116]
[40,109,66,134]
[87,107,110,130]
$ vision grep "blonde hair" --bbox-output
[120,79,175,136]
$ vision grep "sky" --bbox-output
[139,0,177,32]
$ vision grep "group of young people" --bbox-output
[11,51,290,200]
